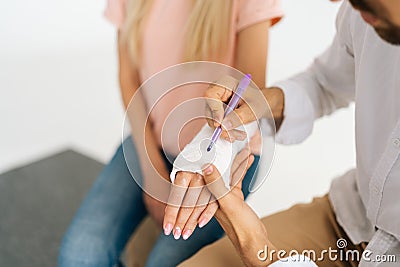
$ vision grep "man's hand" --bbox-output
[205,76,284,142]
[202,151,278,266]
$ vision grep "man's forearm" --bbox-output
[214,200,277,267]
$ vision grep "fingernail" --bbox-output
[222,120,232,130]
[173,227,181,240]
[164,223,172,235]
[204,165,213,175]
[198,218,208,228]
[182,229,192,240]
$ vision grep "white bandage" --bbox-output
[170,122,258,189]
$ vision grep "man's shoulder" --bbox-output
[335,0,369,55]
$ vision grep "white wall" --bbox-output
[0,0,123,171]
[0,0,355,217]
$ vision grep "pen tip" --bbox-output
[206,144,212,152]
[246,74,252,79]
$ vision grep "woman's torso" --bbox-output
[105,0,283,155]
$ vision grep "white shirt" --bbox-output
[172,1,400,266]
[273,1,400,266]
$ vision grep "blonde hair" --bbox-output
[122,0,233,66]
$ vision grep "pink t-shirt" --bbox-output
[105,0,283,155]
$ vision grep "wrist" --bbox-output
[262,87,284,130]
[215,200,278,266]
[262,87,284,120]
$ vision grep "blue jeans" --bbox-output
[58,137,259,267]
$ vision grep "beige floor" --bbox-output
[126,217,160,267]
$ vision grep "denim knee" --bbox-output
[58,226,120,267]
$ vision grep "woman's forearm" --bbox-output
[117,33,169,184]
[126,94,169,180]
[234,20,271,89]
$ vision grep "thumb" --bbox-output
[205,76,237,127]
[202,164,230,201]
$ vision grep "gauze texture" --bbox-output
[170,122,258,189]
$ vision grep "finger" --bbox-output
[205,97,226,128]
[231,154,255,191]
[223,129,247,142]
[205,104,215,129]
[198,196,219,229]
[202,165,244,210]
[163,172,190,236]
[205,109,247,142]
[202,164,229,200]
[205,76,238,127]
[181,188,212,240]
[222,104,257,131]
[230,147,251,177]
[172,173,204,239]
[220,130,230,141]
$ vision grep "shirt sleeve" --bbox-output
[271,1,355,145]
[237,0,284,32]
[104,0,127,29]
[170,122,258,189]
[269,256,318,267]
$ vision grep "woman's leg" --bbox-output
[145,156,260,267]
[58,137,147,267]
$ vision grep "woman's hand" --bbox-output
[163,171,218,240]
[205,76,285,142]
[162,148,254,240]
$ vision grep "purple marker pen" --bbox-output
[206,74,252,152]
